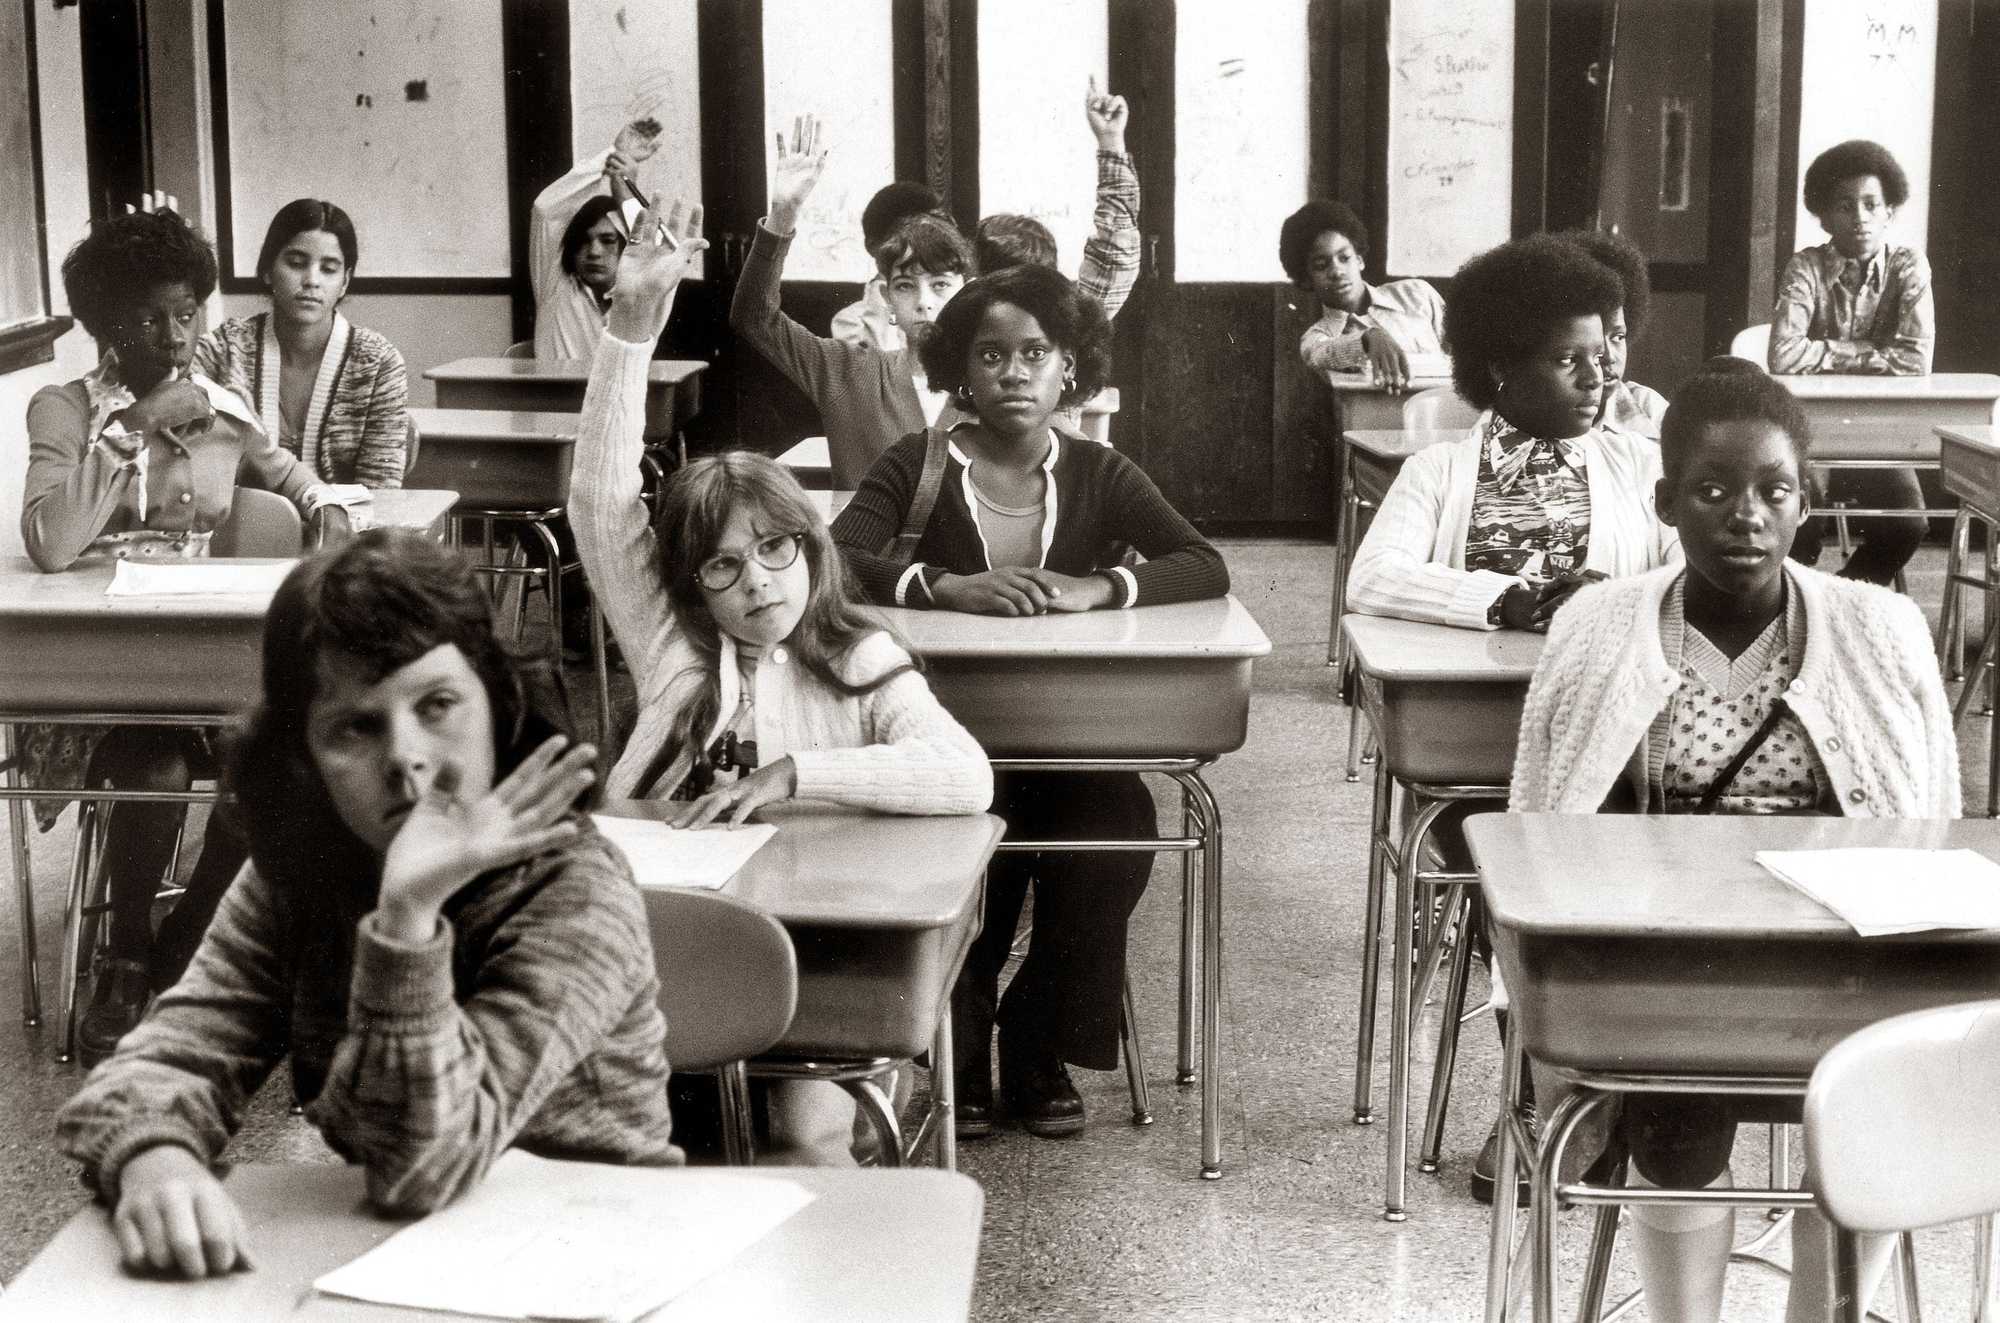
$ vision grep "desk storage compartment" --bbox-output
[1491,925,2000,1075]
[435,377,694,438]
[406,440,574,509]
[1369,676,1528,784]
[1941,434,2000,508]
[924,656,1254,758]
[0,615,263,714]
[779,919,976,1059]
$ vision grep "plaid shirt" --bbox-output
[1769,241,1934,375]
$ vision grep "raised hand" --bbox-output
[614,116,664,165]
[375,736,595,939]
[124,189,180,217]
[1085,76,1129,151]
[766,114,830,236]
[113,1145,252,1279]
[608,200,709,343]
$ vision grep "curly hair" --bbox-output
[1658,357,1812,484]
[862,181,941,252]
[228,530,586,903]
[1803,139,1909,215]
[1278,199,1368,288]
[917,263,1112,408]
[974,213,1058,274]
[560,195,625,276]
[255,198,360,280]
[1443,234,1623,410]
[872,211,975,283]
[1558,228,1650,336]
[61,209,219,342]
[641,451,914,799]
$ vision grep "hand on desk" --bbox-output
[930,567,1115,616]
[114,1144,252,1279]
[669,755,798,829]
[1360,328,1412,393]
[1496,571,1601,631]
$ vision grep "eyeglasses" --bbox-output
[695,531,805,592]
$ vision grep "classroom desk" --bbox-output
[1781,374,2000,534]
[806,488,853,522]
[1325,426,1464,672]
[1324,373,1455,433]
[425,356,705,442]
[1469,814,2000,1323]
[1342,612,1544,1220]
[877,597,1271,1179]
[600,803,1004,1170]
[1938,424,2000,814]
[0,1162,985,1322]
[350,487,459,539]
[404,407,577,508]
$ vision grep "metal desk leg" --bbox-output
[1483,1013,1526,1323]
[1419,888,1478,1173]
[1352,757,1393,1124]
[1386,795,1457,1218]
[1328,444,1357,667]
[848,1073,903,1167]
[1177,792,1197,1085]
[4,724,42,1027]
[1973,1214,1998,1322]
[55,804,107,1063]
[1169,769,1225,1179]
[1120,972,1154,1125]
[1941,508,1971,679]
[1531,1091,1613,1323]
[933,1004,957,1170]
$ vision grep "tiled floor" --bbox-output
[0,538,1990,1320]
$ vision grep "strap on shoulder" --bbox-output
[885,426,950,567]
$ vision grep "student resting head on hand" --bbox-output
[1280,197,1447,392]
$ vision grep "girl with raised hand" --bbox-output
[573,202,991,1162]
[57,531,678,1279]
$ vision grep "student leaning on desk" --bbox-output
[1508,361,1957,1323]
[55,532,679,1280]
[570,202,991,1165]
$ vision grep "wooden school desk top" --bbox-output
[361,487,459,533]
[1938,424,2000,508]
[405,406,580,441]
[877,595,1271,660]
[1322,371,1454,394]
[1341,612,1546,683]
[1343,426,1467,460]
[425,356,707,385]
[0,1163,984,1323]
[1779,371,2000,401]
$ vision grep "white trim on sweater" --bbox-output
[1344,424,1682,630]
[1508,562,1960,819]
[571,333,993,813]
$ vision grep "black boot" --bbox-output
[78,958,150,1067]
[998,1026,1085,1138]
[951,983,995,1139]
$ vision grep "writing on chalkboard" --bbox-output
[1385,0,1513,276]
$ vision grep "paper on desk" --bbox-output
[1368,351,1454,383]
[313,1150,815,1322]
[593,814,776,889]
[1755,848,2000,936]
[104,559,294,596]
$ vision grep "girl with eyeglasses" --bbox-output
[570,203,992,1164]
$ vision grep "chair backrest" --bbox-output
[210,487,303,558]
[1805,997,2000,1234]
[503,339,535,360]
[1401,385,1480,433]
[1729,322,1772,366]
[643,886,797,1072]
[403,411,421,476]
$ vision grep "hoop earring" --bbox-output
[1062,366,1077,394]
[955,385,974,404]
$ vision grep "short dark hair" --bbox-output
[862,181,941,252]
[255,198,360,281]
[974,213,1058,274]
[1658,359,1812,485]
[61,208,219,342]
[1558,228,1650,336]
[1444,234,1623,410]
[872,212,975,283]
[1803,139,1909,215]
[560,196,625,276]
[918,262,1112,408]
[1278,199,1368,288]
[228,530,585,899]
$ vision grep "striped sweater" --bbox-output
[193,312,410,487]
[56,825,680,1214]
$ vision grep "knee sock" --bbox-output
[1626,1168,1734,1323]
[1784,1208,1894,1323]
[762,1080,858,1168]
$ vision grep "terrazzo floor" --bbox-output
[0,537,1990,1321]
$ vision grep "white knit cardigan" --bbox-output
[1509,562,1960,818]
[1344,426,1681,630]
[571,333,994,812]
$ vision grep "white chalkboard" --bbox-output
[1174,0,1310,282]
[218,2,510,281]
[763,0,896,284]
[1384,0,1514,277]
[1793,0,1935,250]
[570,0,704,279]
[978,0,1108,281]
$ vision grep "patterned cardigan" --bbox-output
[193,311,410,487]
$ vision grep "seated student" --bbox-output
[1280,199,1446,392]
[20,207,331,1062]
[973,77,1141,322]
[1770,138,1935,587]
[731,115,973,489]
[831,263,1227,1139]
[55,531,677,1279]
[1346,234,1678,631]
[830,181,944,352]
[530,116,657,358]
[194,199,408,486]
[1559,228,1669,439]
[1510,361,1956,1323]
[573,203,991,1163]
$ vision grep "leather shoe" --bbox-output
[1470,1108,1535,1206]
[999,1031,1085,1138]
[78,958,150,1067]
[953,1028,995,1139]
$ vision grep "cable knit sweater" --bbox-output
[571,332,994,810]
[1509,562,1960,818]
[1345,424,1680,630]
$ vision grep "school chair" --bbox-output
[643,885,799,1165]
[1730,323,1772,364]
[1401,385,1480,434]
[209,487,303,557]
[503,340,535,360]
[1807,998,2000,1323]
